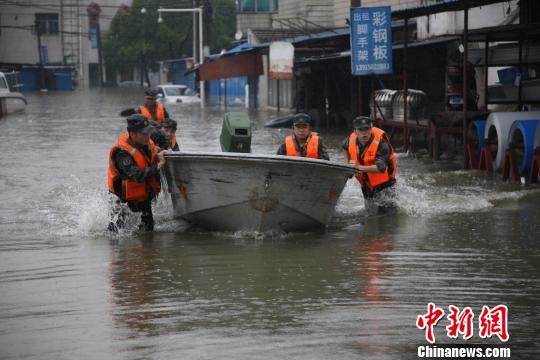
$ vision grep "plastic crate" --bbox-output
[497,66,529,84]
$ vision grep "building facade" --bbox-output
[0,0,131,89]
[233,0,522,120]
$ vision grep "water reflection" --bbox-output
[109,238,166,338]
[355,236,394,302]
[107,234,354,340]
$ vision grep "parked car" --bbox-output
[156,84,200,104]
[0,72,27,116]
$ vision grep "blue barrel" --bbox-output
[473,120,486,159]
[19,67,39,91]
[508,120,540,176]
[54,68,73,91]
[467,119,486,160]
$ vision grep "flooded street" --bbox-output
[1,89,539,359]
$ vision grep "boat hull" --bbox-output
[163,152,356,232]
[264,114,295,128]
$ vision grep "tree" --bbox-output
[103,0,236,86]
[205,0,237,53]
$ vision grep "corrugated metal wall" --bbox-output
[207,77,248,105]
[169,60,196,90]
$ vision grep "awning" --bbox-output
[198,52,264,81]
[296,35,460,63]
[193,20,416,79]
[391,0,507,20]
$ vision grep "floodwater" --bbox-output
[1,89,539,360]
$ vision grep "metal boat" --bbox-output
[0,72,27,117]
[162,152,356,232]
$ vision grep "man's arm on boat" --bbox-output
[341,137,352,163]
[114,150,160,183]
[318,139,330,160]
[374,138,390,172]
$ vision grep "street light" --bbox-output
[157,13,163,23]
[157,7,205,108]
[140,7,147,14]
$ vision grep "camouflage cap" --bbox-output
[126,114,152,134]
[161,118,178,130]
[144,88,158,99]
[353,116,373,130]
[293,113,312,126]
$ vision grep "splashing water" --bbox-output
[41,175,186,238]
[41,163,537,238]
[335,164,536,218]
[393,169,535,215]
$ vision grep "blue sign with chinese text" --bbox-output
[350,7,392,76]
[90,27,98,49]
[40,46,48,65]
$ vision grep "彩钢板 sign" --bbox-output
[350,6,393,76]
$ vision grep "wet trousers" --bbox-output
[362,184,398,216]
[108,195,154,232]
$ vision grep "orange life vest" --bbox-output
[348,127,396,191]
[285,133,320,159]
[170,134,178,150]
[108,132,161,202]
[140,104,165,123]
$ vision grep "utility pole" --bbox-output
[203,0,212,49]
[158,7,205,107]
[140,52,145,87]
[97,22,103,87]
[193,0,198,64]
[35,21,46,91]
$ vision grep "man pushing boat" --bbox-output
[107,114,167,232]
[343,116,398,215]
[277,113,330,160]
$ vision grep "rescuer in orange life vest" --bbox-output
[161,118,179,151]
[107,114,167,232]
[276,113,329,160]
[147,120,170,151]
[138,88,169,123]
[343,116,398,215]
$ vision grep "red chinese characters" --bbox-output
[417,304,509,343]
[446,305,474,340]
[417,303,445,344]
[479,305,509,342]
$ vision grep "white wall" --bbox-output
[238,0,335,33]
[416,1,519,39]
[333,0,423,29]
[0,0,133,88]
[80,0,133,87]
[0,7,63,64]
[272,0,333,29]
[237,13,272,33]
[333,0,520,35]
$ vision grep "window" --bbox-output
[164,87,187,96]
[35,13,59,35]
[238,0,278,13]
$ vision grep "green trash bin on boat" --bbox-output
[220,112,251,153]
